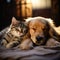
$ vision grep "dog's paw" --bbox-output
[46,38,60,47]
[18,44,33,50]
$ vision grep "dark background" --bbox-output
[0,0,60,31]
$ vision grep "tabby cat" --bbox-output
[1,17,28,48]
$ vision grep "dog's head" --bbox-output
[26,17,60,45]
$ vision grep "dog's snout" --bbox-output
[36,36,43,41]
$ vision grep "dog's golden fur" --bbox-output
[25,16,60,46]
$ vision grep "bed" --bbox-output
[0,27,60,60]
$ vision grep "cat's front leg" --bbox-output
[6,41,20,48]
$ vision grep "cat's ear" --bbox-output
[11,17,20,25]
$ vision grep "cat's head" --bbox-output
[7,17,28,37]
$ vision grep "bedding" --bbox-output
[0,45,60,60]
[0,24,60,60]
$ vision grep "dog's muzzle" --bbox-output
[35,36,45,45]
[36,36,43,41]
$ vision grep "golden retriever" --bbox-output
[25,16,60,46]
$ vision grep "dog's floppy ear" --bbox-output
[49,26,60,41]
[46,19,60,41]
[43,17,60,41]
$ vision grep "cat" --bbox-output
[1,17,28,48]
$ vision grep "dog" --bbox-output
[25,16,60,46]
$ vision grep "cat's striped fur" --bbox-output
[1,17,28,48]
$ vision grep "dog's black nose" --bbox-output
[36,36,43,41]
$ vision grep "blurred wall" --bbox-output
[0,0,16,30]
[51,0,60,26]
[31,0,51,18]
[0,0,60,31]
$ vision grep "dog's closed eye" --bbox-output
[32,28,36,31]
[43,28,46,32]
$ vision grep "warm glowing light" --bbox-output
[31,0,51,9]
[26,0,31,3]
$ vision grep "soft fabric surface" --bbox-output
[0,27,60,60]
[0,45,60,60]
